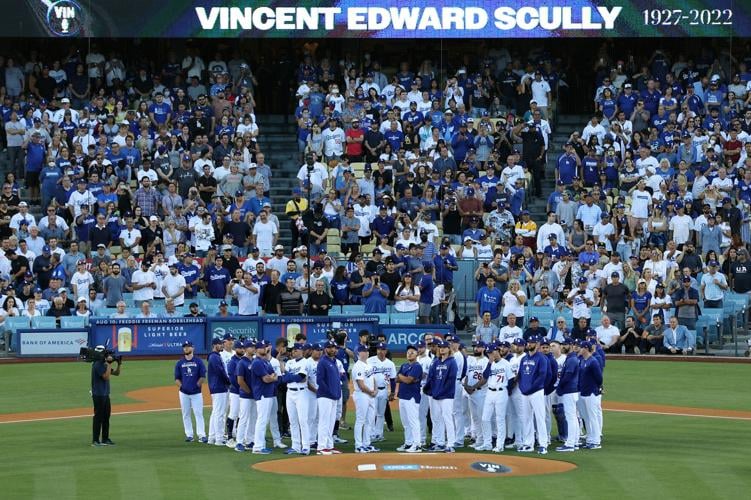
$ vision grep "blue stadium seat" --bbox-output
[31,316,57,329]
[4,317,30,333]
[390,312,417,324]
[342,305,365,315]
[61,316,87,329]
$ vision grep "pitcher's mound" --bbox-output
[253,452,576,479]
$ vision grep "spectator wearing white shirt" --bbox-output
[595,316,621,353]
[131,260,157,306]
[251,211,278,257]
[297,155,328,199]
[232,274,260,316]
[321,119,345,161]
[9,202,36,233]
[581,116,606,145]
[592,213,615,252]
[536,212,566,251]
[668,203,694,246]
[162,264,187,306]
[70,260,95,301]
[67,179,97,218]
[190,212,215,257]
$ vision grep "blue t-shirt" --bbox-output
[26,142,46,172]
[363,283,388,313]
[91,360,110,396]
[476,286,502,319]
[179,263,201,297]
[397,361,422,403]
[330,279,349,305]
[250,357,276,400]
[557,154,577,184]
[236,356,254,399]
[631,291,652,313]
[174,356,206,395]
[419,275,434,305]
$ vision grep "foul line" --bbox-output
[604,408,751,421]
[0,405,211,425]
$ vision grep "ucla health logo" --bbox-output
[47,0,83,36]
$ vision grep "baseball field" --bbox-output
[1,358,749,499]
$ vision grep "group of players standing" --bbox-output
[173,328,605,456]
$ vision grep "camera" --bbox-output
[80,346,122,364]
[326,329,347,346]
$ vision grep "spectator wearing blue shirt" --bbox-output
[476,275,502,324]
[174,341,207,442]
[556,143,579,186]
[433,244,458,285]
[616,83,638,117]
[204,256,231,299]
[24,131,46,201]
[418,263,435,324]
[363,275,389,313]
[39,161,62,209]
[179,254,201,299]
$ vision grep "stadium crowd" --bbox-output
[0,43,749,357]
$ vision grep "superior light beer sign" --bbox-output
[195,5,622,33]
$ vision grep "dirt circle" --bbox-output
[253,452,576,479]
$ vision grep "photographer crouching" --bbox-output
[90,346,122,447]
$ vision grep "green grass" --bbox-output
[1,359,750,499]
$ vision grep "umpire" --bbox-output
[91,346,121,446]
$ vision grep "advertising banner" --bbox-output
[90,317,207,355]
[379,324,454,352]
[207,317,261,342]
[261,315,380,346]
[17,329,89,356]
[9,0,749,38]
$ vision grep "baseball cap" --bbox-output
[274,244,284,251]
[211,338,223,346]
[325,339,338,348]
[182,341,194,347]
[376,342,387,350]
[529,316,539,322]
[578,277,588,284]
[222,333,235,341]
[709,260,720,267]
[243,340,255,349]
[611,272,620,278]
[512,338,527,346]
[233,340,244,349]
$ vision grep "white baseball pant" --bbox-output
[436,398,456,447]
[481,388,509,449]
[372,387,388,439]
[559,392,580,448]
[307,390,318,448]
[399,398,420,447]
[522,390,549,449]
[209,392,228,442]
[418,392,430,445]
[179,392,205,439]
[236,397,257,446]
[316,397,337,450]
[428,396,444,446]
[508,388,525,445]
[228,392,240,421]
[452,384,466,444]
[270,397,282,443]
[253,396,275,452]
[545,393,554,435]
[467,388,487,440]
[286,387,310,452]
[581,394,602,445]
[353,391,375,449]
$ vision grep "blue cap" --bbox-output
[540,338,551,346]
[42,245,50,253]
[528,335,541,343]
[376,342,387,350]
[406,344,418,352]
[709,260,720,267]
[313,343,324,351]
[559,338,573,346]
[182,154,191,161]
[521,210,530,216]
[578,277,588,284]
[325,339,338,348]
[416,341,426,348]
[292,343,305,350]
[488,342,500,351]
[231,340,243,349]
[222,333,234,340]
[182,341,194,347]
[529,316,539,322]
[556,180,564,185]
[580,341,593,349]
[355,345,369,354]
[211,338,223,346]
[499,341,511,348]
[243,340,254,348]
[219,300,228,307]
[471,340,486,348]
[303,343,313,350]
[253,340,264,349]
[466,187,475,196]
[293,187,302,194]
[586,331,598,339]
[512,338,527,346]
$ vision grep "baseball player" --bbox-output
[306,344,321,451]
[548,339,568,441]
[352,345,377,453]
[416,340,434,447]
[424,339,457,453]
[506,338,527,449]
[478,342,514,452]
[225,340,245,448]
[539,339,558,437]
[282,343,311,455]
[333,352,349,446]
[395,345,423,453]
[448,336,468,448]
[266,348,288,449]
[555,338,580,452]
[316,339,343,455]
[207,338,231,446]
[235,340,257,452]
[578,341,603,449]
[174,340,207,443]
[367,343,397,442]
[517,335,551,454]
[463,341,489,445]
[250,340,278,454]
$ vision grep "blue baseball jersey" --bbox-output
[397,361,423,403]
[425,356,457,400]
[174,356,206,395]
[179,263,201,296]
[556,352,580,395]
[227,354,243,394]
[578,356,603,397]
[250,357,276,400]
[316,355,342,400]
[204,266,231,299]
[236,356,254,399]
[517,351,549,395]
[207,351,231,394]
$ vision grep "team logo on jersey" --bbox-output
[470,462,511,474]
[47,0,84,36]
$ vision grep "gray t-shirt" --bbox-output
[4,120,25,148]
[103,274,127,307]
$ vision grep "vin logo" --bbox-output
[47,0,83,36]
[470,462,511,474]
